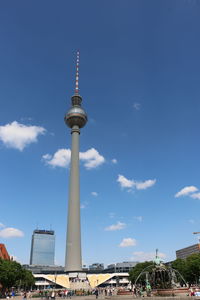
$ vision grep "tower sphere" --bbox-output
[65,106,87,128]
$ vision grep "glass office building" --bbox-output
[30,229,55,266]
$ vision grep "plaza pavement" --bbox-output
[12,296,200,300]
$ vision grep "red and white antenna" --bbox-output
[75,51,80,95]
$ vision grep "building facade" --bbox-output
[89,263,104,271]
[176,243,200,259]
[30,229,55,266]
[23,264,64,274]
[0,244,10,260]
[105,261,138,273]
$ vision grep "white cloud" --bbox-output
[117,174,156,191]
[80,201,88,209]
[189,219,195,224]
[43,149,71,168]
[109,212,115,219]
[111,159,117,164]
[135,179,156,190]
[0,223,5,228]
[91,192,98,197]
[80,148,105,169]
[190,193,200,200]
[175,186,198,198]
[131,251,166,262]
[0,121,46,151]
[105,221,126,231]
[117,175,134,188]
[0,227,24,238]
[135,216,143,222]
[133,102,141,110]
[43,148,105,170]
[42,154,51,160]
[119,238,137,247]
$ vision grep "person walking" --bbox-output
[95,289,98,299]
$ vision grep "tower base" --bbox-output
[68,272,87,280]
[67,272,91,290]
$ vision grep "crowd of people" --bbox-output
[37,287,117,299]
[3,284,200,299]
[38,290,73,299]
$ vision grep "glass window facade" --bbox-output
[30,230,55,266]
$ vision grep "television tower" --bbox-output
[64,51,87,272]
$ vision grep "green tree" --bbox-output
[0,259,35,291]
[129,261,154,285]
[185,253,200,284]
[171,253,200,285]
[20,269,35,289]
[171,258,187,283]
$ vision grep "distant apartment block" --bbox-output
[176,243,200,259]
[89,263,104,271]
[105,261,138,273]
[23,264,64,274]
[30,229,55,266]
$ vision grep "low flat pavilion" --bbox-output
[34,273,130,289]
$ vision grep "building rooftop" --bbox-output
[33,229,55,235]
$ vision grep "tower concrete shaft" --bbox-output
[65,125,82,272]
[64,52,87,273]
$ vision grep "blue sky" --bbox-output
[0,0,200,266]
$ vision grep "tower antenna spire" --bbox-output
[75,51,80,95]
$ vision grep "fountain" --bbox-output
[134,250,189,296]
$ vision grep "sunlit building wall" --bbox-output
[0,244,10,260]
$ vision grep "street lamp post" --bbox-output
[54,272,57,298]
